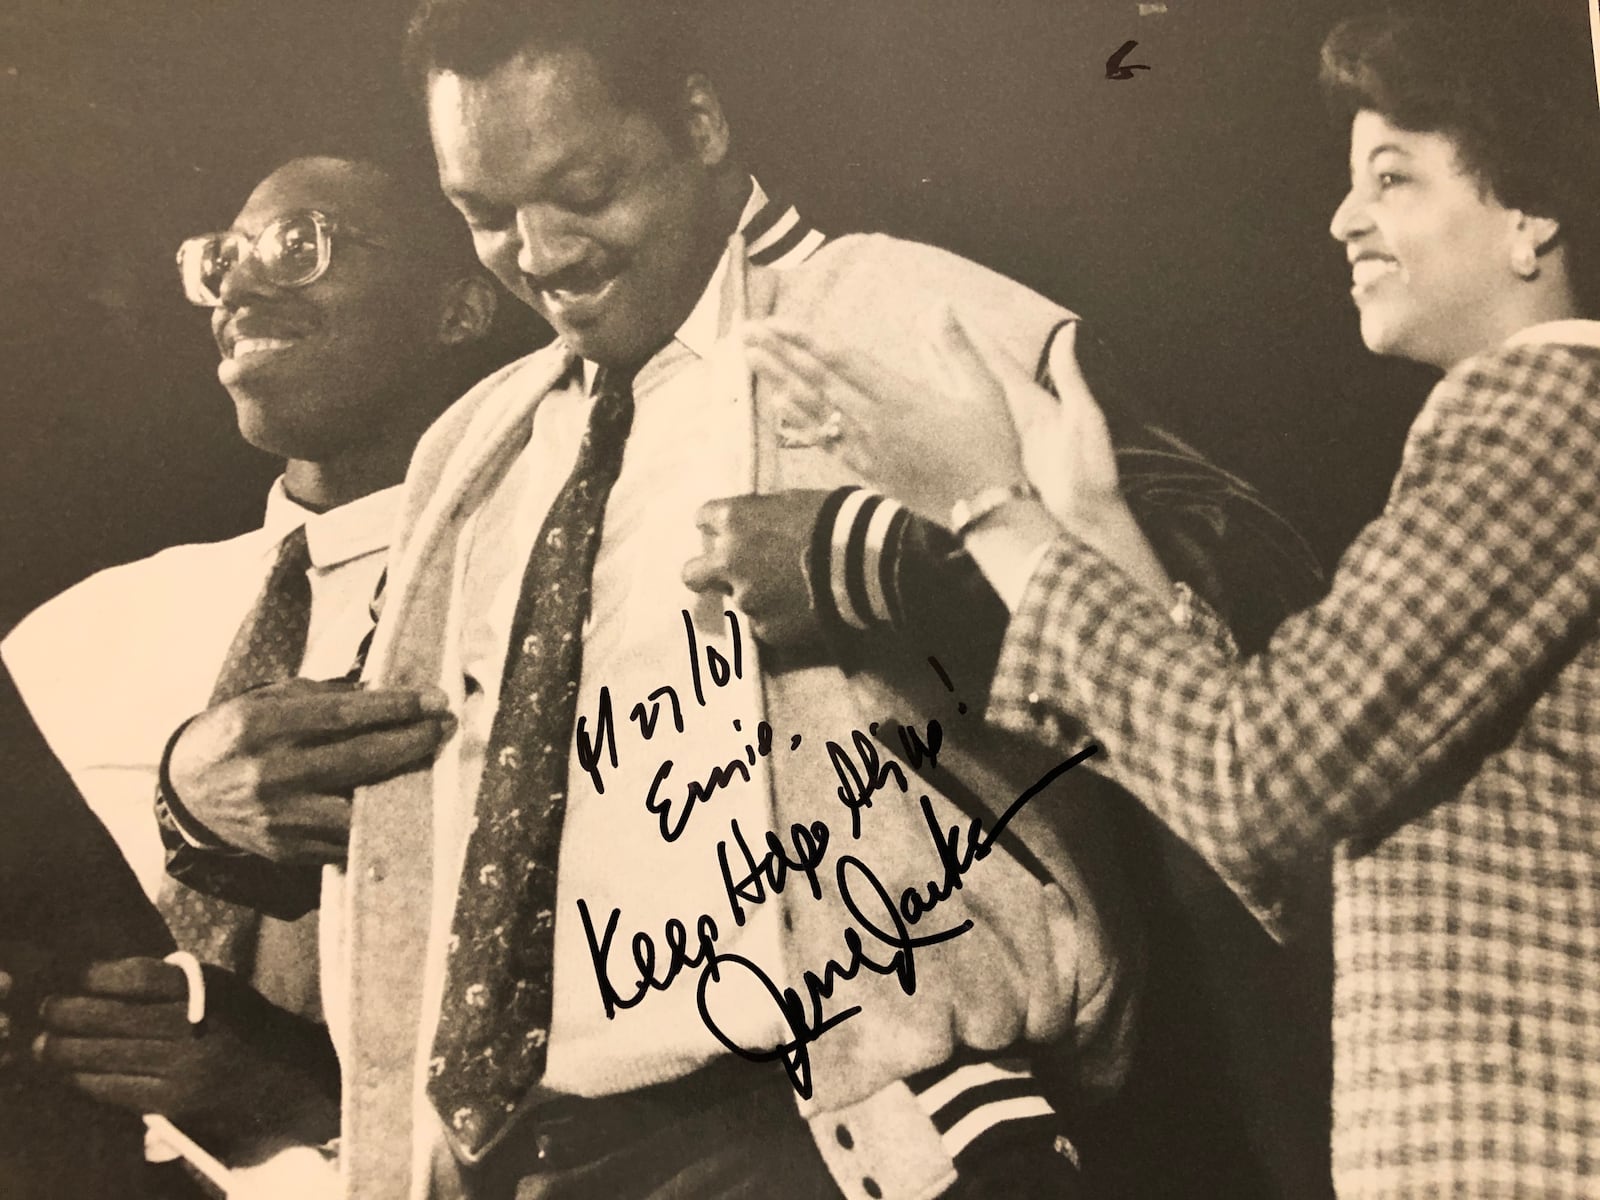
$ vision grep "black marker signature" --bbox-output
[695,743,1100,1098]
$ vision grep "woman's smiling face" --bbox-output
[1329,110,1524,370]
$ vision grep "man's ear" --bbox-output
[436,273,498,346]
[681,72,731,169]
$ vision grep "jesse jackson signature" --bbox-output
[578,731,1099,1099]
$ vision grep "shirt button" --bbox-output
[1026,691,1044,710]
[534,1132,555,1164]
[365,861,386,884]
[834,1123,853,1150]
[862,1178,882,1199]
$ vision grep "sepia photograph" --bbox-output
[2,1,1597,1196]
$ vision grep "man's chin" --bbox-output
[230,395,313,460]
[551,316,670,372]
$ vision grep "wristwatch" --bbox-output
[950,481,1041,539]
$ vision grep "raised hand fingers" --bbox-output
[743,326,864,430]
[743,324,836,404]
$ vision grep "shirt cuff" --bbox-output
[155,716,245,855]
[986,536,1122,744]
[976,537,1054,613]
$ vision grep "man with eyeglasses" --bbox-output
[2,151,498,1191]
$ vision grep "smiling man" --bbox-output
[2,152,497,1185]
[148,3,1330,1198]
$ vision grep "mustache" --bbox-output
[521,259,617,296]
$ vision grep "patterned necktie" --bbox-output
[157,524,313,972]
[429,363,637,1156]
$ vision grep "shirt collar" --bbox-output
[1504,319,1600,351]
[579,177,771,394]
[262,477,401,569]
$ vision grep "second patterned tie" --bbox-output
[156,523,312,974]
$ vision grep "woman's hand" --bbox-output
[742,310,1034,526]
[744,312,1171,599]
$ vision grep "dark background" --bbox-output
[2,0,1473,636]
[1,2,1591,1196]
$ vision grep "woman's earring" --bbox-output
[1512,245,1540,280]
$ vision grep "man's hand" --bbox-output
[682,492,831,650]
[32,957,339,1149]
[165,678,453,864]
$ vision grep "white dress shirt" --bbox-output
[428,239,791,1099]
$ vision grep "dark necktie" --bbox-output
[429,363,637,1156]
[156,524,313,972]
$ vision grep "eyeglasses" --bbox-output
[176,209,389,307]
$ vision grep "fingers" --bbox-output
[238,798,354,865]
[66,1071,169,1113]
[38,995,191,1040]
[255,683,452,741]
[290,720,451,792]
[35,1035,180,1077]
[686,499,732,596]
[744,324,901,474]
[694,498,732,538]
[743,327,859,426]
[743,323,835,397]
[76,958,188,1002]
[935,308,1002,387]
[682,554,733,597]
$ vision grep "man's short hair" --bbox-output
[403,0,702,133]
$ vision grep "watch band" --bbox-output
[950,481,1041,539]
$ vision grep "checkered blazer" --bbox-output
[990,333,1600,1197]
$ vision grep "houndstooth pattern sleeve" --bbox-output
[989,343,1600,938]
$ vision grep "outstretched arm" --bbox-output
[990,344,1600,932]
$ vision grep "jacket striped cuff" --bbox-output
[907,1056,1077,1172]
[807,487,913,634]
